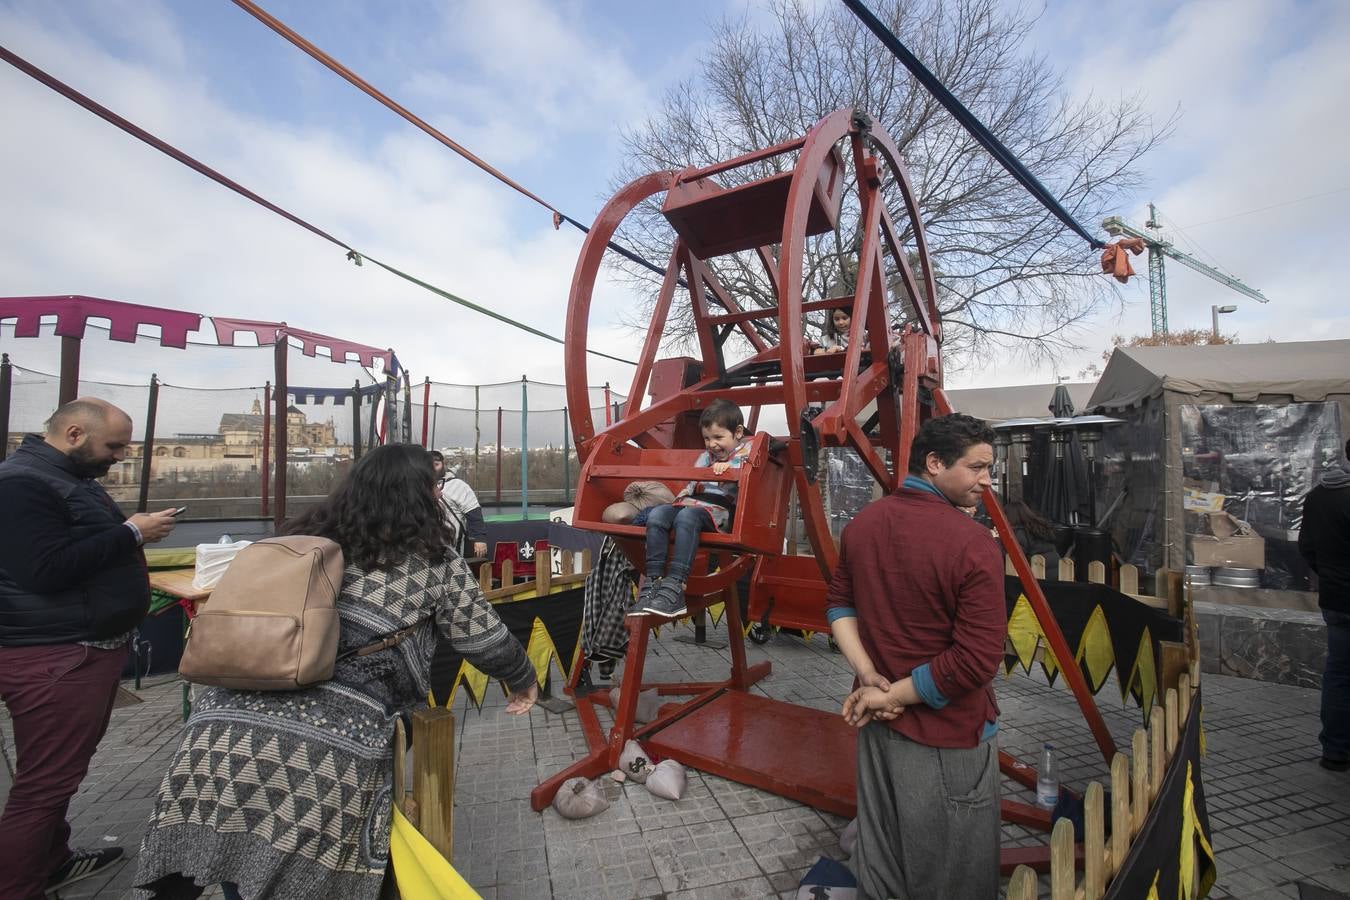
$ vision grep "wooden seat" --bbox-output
[571,431,791,558]
[661,147,845,259]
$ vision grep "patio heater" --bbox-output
[1058,414,1124,581]
[1060,414,1124,524]
[992,418,1045,502]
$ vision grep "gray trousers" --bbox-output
[853,722,1000,900]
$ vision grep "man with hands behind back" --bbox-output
[825,413,1007,900]
[0,398,178,898]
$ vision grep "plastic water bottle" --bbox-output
[1036,743,1059,809]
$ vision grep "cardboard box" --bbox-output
[1189,513,1265,569]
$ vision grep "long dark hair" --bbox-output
[1003,496,1056,542]
[280,444,452,571]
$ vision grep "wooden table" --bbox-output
[146,567,210,719]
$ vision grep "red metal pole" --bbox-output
[261,382,271,517]
[421,376,431,447]
[495,406,503,508]
[58,335,80,406]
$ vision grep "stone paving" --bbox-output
[2,622,1347,899]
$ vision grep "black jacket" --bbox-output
[0,434,149,645]
[1299,465,1350,614]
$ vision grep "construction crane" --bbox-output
[1103,202,1268,335]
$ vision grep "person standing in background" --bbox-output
[430,449,488,558]
[1298,438,1350,772]
[0,398,179,898]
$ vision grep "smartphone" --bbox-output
[170,506,188,517]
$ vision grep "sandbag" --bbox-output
[644,759,687,801]
[623,481,675,510]
[618,739,655,784]
[551,777,609,820]
[602,500,641,525]
[609,687,663,724]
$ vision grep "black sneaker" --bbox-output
[1321,756,1349,772]
[46,846,124,894]
[628,576,662,616]
[640,579,687,618]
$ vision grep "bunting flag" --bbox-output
[211,316,393,369]
[1103,688,1217,899]
[0,294,201,347]
[429,587,584,708]
[1002,578,1182,717]
[288,383,384,406]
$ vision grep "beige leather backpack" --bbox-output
[179,535,415,691]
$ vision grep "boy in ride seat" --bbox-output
[630,399,752,618]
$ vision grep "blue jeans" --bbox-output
[1323,608,1350,762]
[644,504,712,583]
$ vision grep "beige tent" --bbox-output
[1087,340,1350,591]
[945,382,1096,424]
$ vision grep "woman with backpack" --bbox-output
[134,444,537,899]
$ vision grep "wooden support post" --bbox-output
[1110,753,1130,878]
[1084,781,1105,899]
[1057,557,1075,582]
[1131,729,1148,837]
[412,706,455,860]
[1050,816,1076,900]
[1007,866,1038,900]
[1165,687,1179,759]
[535,542,551,595]
[501,558,514,586]
[58,335,80,406]
[0,353,11,463]
[393,717,408,819]
[1156,568,1184,618]
[1159,641,1188,696]
[1149,707,1165,801]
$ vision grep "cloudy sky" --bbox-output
[1,0,1346,404]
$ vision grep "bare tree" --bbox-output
[613,0,1169,366]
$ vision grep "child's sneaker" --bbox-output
[629,576,662,616]
[640,579,687,618]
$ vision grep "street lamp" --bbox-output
[1211,304,1237,341]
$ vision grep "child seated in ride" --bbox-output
[631,399,752,619]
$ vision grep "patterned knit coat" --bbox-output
[134,554,535,899]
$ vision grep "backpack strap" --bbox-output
[339,620,427,660]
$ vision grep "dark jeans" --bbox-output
[0,642,126,899]
[644,504,712,583]
[1323,608,1350,762]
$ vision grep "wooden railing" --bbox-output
[1005,565,1204,899]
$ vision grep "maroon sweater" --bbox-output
[826,487,1007,748]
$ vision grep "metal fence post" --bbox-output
[520,375,529,518]
[137,374,159,513]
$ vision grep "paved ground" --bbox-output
[2,623,1347,899]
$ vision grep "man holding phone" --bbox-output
[0,398,178,897]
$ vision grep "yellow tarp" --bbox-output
[389,804,480,900]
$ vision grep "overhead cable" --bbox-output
[0,43,636,366]
[841,0,1105,250]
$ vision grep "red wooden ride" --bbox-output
[534,108,1116,873]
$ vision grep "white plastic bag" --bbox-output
[192,541,251,591]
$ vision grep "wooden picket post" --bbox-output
[1031,554,1047,580]
[1057,557,1075,582]
[1149,706,1166,801]
[1131,729,1148,836]
[1119,563,1139,596]
[412,706,455,859]
[1178,672,1191,722]
[1007,865,1038,900]
[1165,687,1180,758]
[535,543,551,595]
[1110,753,1131,877]
[1007,555,1017,576]
[1050,816,1076,900]
[1084,781,1106,899]
[1088,560,1106,584]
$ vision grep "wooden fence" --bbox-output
[389,543,594,860]
[1005,564,1203,899]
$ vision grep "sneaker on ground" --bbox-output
[640,580,687,618]
[1321,756,1348,772]
[46,846,124,895]
[628,576,662,616]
